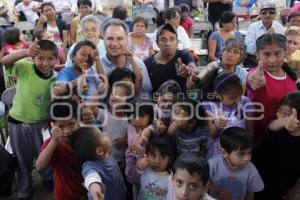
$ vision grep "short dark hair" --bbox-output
[108,68,136,87]
[71,127,100,161]
[288,11,300,22]
[213,72,242,94]
[220,127,253,153]
[156,80,182,97]
[133,16,148,28]
[171,152,210,185]
[174,98,206,127]
[77,0,92,8]
[131,97,154,125]
[112,5,128,21]
[281,91,300,119]
[219,11,236,28]
[146,134,177,159]
[4,27,20,45]
[41,2,55,12]
[38,40,58,57]
[49,98,78,122]
[156,23,178,43]
[164,7,179,21]
[71,40,96,56]
[179,3,190,13]
[33,29,48,41]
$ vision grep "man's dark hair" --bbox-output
[38,40,58,57]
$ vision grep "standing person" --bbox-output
[100,19,153,97]
[145,23,196,94]
[0,40,57,199]
[208,127,264,200]
[69,0,92,44]
[244,2,285,68]
[35,2,69,50]
[247,33,297,145]
[129,16,155,61]
[202,0,233,31]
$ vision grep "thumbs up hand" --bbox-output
[247,61,266,90]
[81,102,95,124]
[215,108,227,130]
[27,38,40,58]
[285,108,300,132]
[177,58,189,78]
[78,69,88,93]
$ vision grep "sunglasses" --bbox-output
[261,10,276,15]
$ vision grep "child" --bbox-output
[247,33,297,145]
[205,72,254,159]
[154,80,183,134]
[0,40,57,199]
[91,82,133,165]
[3,27,30,54]
[167,152,215,200]
[254,91,300,200]
[125,97,154,199]
[35,98,87,199]
[71,127,127,200]
[208,127,264,200]
[168,98,208,156]
[33,29,66,72]
[14,0,40,22]
[138,134,177,200]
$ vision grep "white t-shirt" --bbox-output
[153,26,191,51]
[47,24,62,47]
[15,1,39,22]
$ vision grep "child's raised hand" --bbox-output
[140,127,152,146]
[137,157,149,171]
[177,58,189,78]
[89,183,104,200]
[97,76,107,96]
[52,83,68,96]
[215,108,227,130]
[285,108,300,132]
[78,69,89,93]
[248,61,266,90]
[155,120,168,134]
[50,122,63,143]
[91,49,100,60]
[27,38,40,58]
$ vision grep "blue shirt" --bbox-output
[233,0,257,9]
[245,20,285,55]
[101,54,153,97]
[82,156,127,200]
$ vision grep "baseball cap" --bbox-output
[156,23,178,41]
[260,2,276,11]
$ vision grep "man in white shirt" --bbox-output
[244,2,285,67]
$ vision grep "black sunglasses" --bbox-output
[261,10,276,15]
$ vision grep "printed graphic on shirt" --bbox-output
[140,181,168,200]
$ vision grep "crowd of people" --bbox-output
[0,0,300,200]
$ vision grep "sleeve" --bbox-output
[56,68,72,81]
[60,18,69,30]
[245,24,257,55]
[134,57,153,93]
[82,161,103,190]
[12,59,32,78]
[180,28,191,49]
[209,32,218,41]
[14,3,21,12]
[247,164,264,192]
[95,108,106,123]
[65,44,75,68]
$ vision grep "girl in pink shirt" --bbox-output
[247,33,297,145]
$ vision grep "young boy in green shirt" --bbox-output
[1,40,57,199]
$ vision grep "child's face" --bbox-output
[71,45,94,71]
[108,86,128,109]
[133,21,146,36]
[157,92,176,110]
[216,86,243,107]
[286,35,300,54]
[23,0,31,5]
[34,50,56,75]
[79,4,91,17]
[172,169,208,200]
[277,105,293,119]
[257,44,285,73]
[132,114,150,130]
[172,106,191,130]
[54,118,79,143]
[181,11,189,21]
[222,148,252,170]
[41,31,54,41]
[289,16,300,27]
[222,47,241,66]
[147,149,171,172]
[82,21,100,41]
[95,129,112,159]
